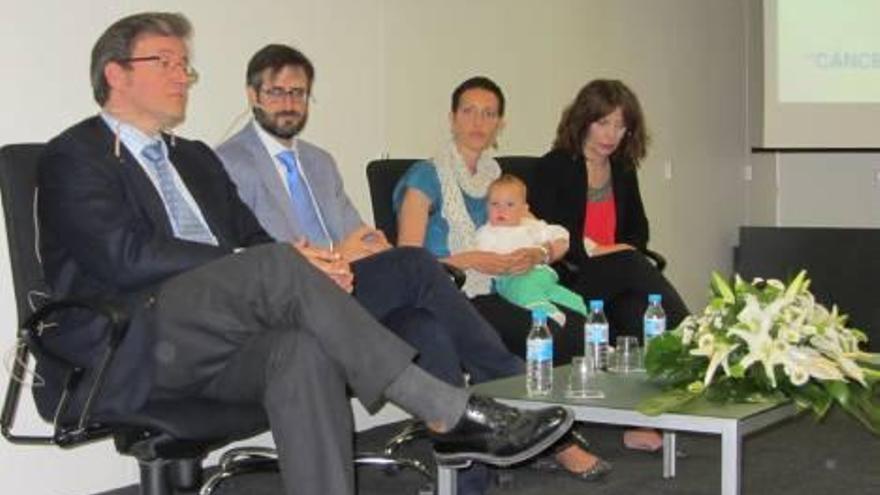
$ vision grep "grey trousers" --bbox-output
[148,243,417,495]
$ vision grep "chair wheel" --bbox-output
[416,481,435,495]
[494,470,515,489]
[381,464,402,476]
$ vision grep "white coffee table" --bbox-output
[436,366,799,495]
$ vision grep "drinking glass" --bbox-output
[613,336,643,373]
[566,356,605,399]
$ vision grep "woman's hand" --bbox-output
[444,250,513,275]
[590,243,636,257]
[506,247,545,275]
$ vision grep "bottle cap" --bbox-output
[648,294,662,304]
[531,308,548,323]
[589,300,604,311]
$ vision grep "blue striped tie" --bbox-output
[141,141,215,244]
[277,150,328,245]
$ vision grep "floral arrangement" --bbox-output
[638,271,880,434]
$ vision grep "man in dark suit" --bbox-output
[36,12,571,495]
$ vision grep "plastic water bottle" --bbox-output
[643,294,666,349]
[526,309,553,396]
[584,300,609,370]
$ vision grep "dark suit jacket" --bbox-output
[37,115,272,419]
[529,148,649,270]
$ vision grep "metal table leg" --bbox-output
[662,431,676,479]
[721,423,742,495]
[436,465,458,495]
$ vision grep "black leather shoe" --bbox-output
[430,395,573,467]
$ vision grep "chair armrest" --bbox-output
[642,249,667,273]
[555,248,665,285]
[2,298,131,443]
[442,264,466,289]
[554,259,580,287]
[23,298,130,369]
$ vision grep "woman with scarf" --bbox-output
[393,77,585,360]
[393,77,610,481]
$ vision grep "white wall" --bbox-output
[0,1,750,493]
[748,151,880,227]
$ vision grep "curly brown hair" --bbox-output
[552,79,649,170]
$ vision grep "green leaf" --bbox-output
[711,271,735,304]
[784,270,808,299]
[786,382,833,418]
[853,352,880,368]
[863,368,880,385]
[729,363,745,378]
[825,381,880,435]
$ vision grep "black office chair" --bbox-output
[0,144,433,495]
[366,156,667,272]
[0,144,279,495]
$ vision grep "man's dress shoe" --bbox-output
[430,395,573,467]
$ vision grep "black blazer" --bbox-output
[529,148,649,269]
[36,116,272,418]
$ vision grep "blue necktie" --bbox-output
[277,150,328,245]
[141,141,215,244]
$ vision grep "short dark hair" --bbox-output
[553,79,649,169]
[246,44,315,92]
[451,76,505,117]
[90,12,192,106]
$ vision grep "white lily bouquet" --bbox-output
[638,271,880,434]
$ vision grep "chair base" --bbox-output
[139,457,205,495]
[198,445,434,494]
[200,447,278,495]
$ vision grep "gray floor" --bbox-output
[96,406,880,495]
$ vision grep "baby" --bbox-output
[475,174,587,325]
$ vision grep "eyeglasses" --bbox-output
[119,54,199,84]
[458,105,500,121]
[260,87,310,104]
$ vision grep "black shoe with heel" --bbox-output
[529,425,613,482]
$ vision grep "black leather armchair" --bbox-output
[0,144,277,495]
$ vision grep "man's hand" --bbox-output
[291,239,354,293]
[337,225,392,262]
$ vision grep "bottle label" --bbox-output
[585,323,609,345]
[527,339,553,362]
[644,317,666,339]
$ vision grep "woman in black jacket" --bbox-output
[532,79,688,334]
[531,79,689,450]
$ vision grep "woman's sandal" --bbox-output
[528,428,612,482]
[623,429,688,458]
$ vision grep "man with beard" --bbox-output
[216,44,533,494]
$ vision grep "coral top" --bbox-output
[584,191,616,246]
